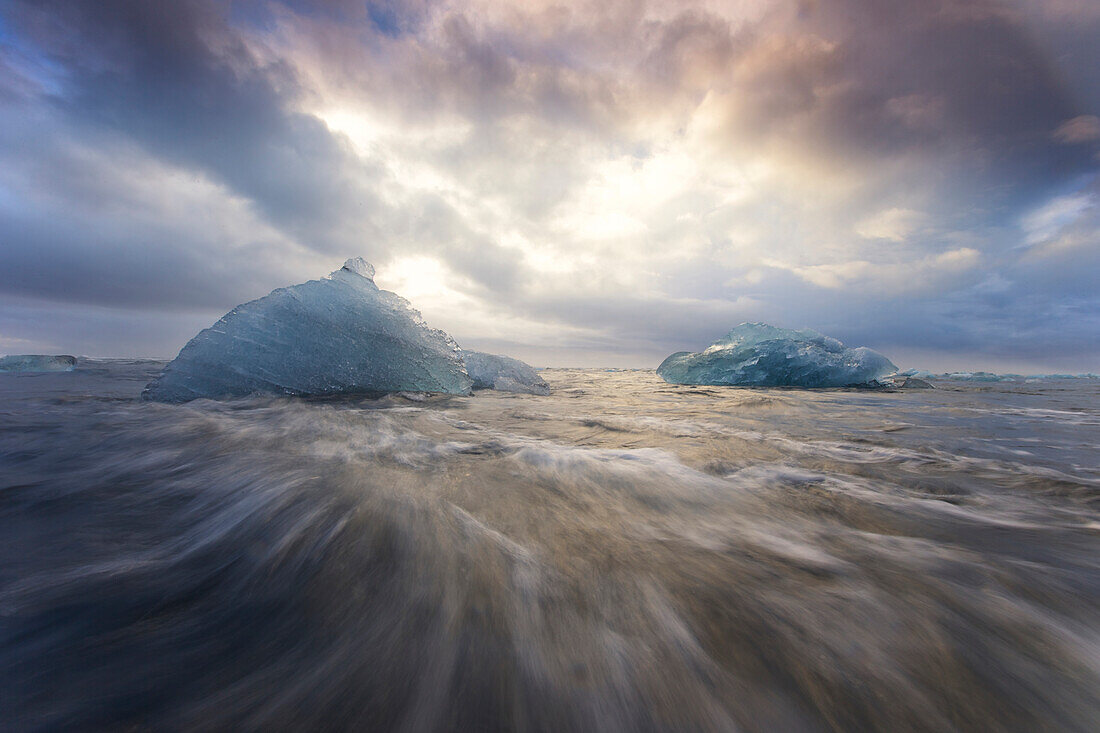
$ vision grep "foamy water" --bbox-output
[2,361,1098,730]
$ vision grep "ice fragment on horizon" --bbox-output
[462,350,550,395]
[143,259,472,402]
[0,354,77,372]
[944,371,1010,382]
[656,322,896,388]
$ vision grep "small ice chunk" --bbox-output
[143,259,472,402]
[657,323,896,388]
[462,350,550,395]
[0,355,77,372]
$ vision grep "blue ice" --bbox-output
[0,355,77,372]
[657,323,896,388]
[143,259,472,402]
[462,350,550,395]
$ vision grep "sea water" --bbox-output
[2,360,1098,730]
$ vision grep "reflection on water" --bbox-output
[2,361,1098,730]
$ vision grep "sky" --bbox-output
[0,0,1098,371]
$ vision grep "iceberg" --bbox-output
[656,323,896,388]
[0,354,77,372]
[143,258,472,402]
[462,350,550,395]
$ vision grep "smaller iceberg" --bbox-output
[0,355,77,372]
[657,323,896,388]
[144,259,472,402]
[462,350,550,395]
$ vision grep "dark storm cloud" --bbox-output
[699,0,1097,211]
[8,0,384,251]
[828,0,1089,181]
[0,95,311,312]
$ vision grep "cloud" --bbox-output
[1020,192,1095,245]
[855,208,925,241]
[0,0,1097,368]
[1017,186,1100,295]
[782,248,981,295]
[1054,115,1100,144]
[0,114,298,308]
[7,0,395,253]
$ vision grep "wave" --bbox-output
[2,366,1099,730]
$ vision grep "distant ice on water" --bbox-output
[0,355,77,372]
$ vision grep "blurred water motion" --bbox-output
[2,361,1098,731]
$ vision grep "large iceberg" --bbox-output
[143,258,472,402]
[462,350,550,395]
[657,323,897,388]
[0,355,77,372]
